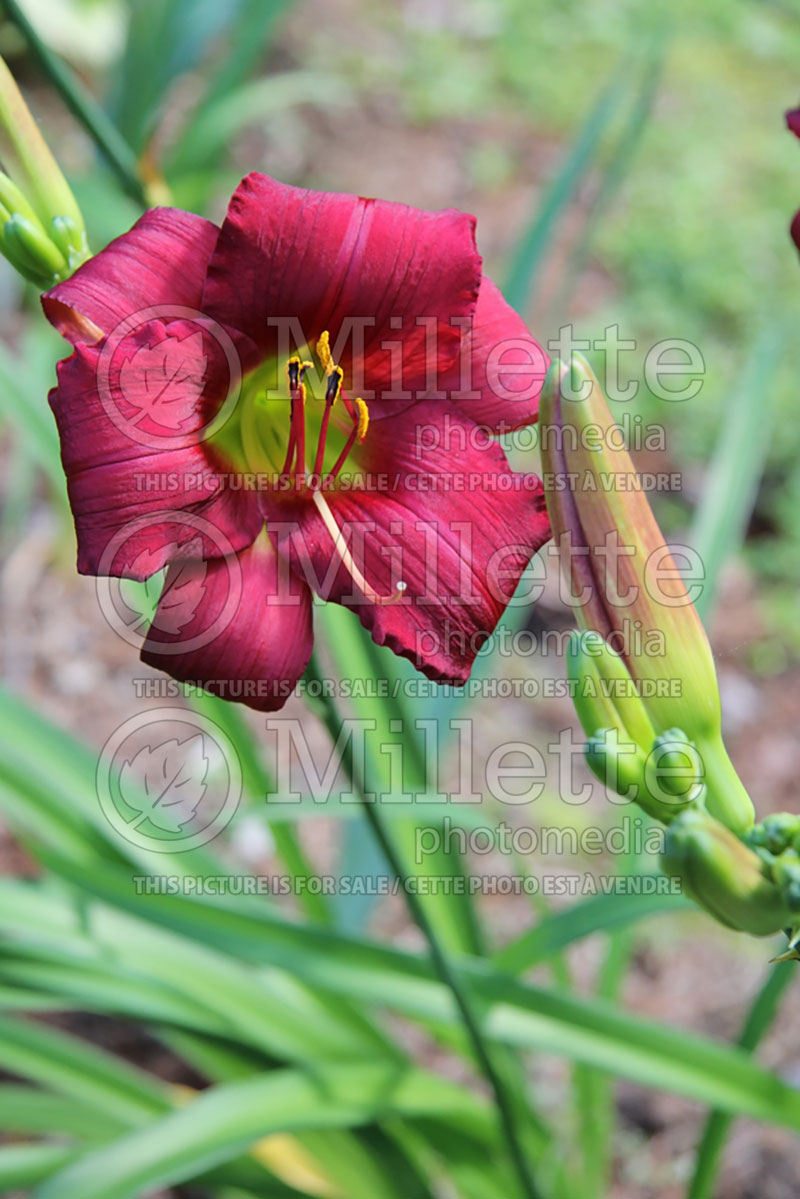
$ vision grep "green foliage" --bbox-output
[350,0,800,619]
[0,0,797,1195]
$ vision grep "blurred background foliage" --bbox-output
[0,0,799,1196]
[2,0,800,653]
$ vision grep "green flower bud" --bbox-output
[746,813,800,856]
[585,728,646,797]
[0,56,89,287]
[663,809,790,936]
[569,630,702,821]
[2,214,67,286]
[540,356,754,835]
[771,850,800,914]
[50,215,89,269]
[584,727,691,824]
[567,629,656,748]
[643,730,704,803]
[0,168,45,233]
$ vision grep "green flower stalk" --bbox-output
[0,55,88,287]
[540,356,754,834]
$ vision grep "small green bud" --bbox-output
[644,729,704,804]
[585,727,646,797]
[50,215,89,268]
[0,168,44,232]
[782,880,800,915]
[568,630,656,750]
[2,214,67,287]
[746,813,800,856]
[750,844,777,872]
[771,850,800,914]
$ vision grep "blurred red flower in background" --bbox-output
[787,107,800,250]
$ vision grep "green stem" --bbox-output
[697,735,755,838]
[304,651,543,1199]
[2,0,148,207]
[689,963,795,1199]
[576,851,639,1199]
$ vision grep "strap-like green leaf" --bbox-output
[34,1064,492,1199]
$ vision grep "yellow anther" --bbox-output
[355,398,370,441]
[286,356,308,406]
[325,365,343,406]
[316,330,334,375]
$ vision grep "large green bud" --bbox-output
[663,808,791,936]
[540,356,754,835]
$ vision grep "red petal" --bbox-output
[51,329,261,578]
[438,275,548,432]
[793,210,800,252]
[270,407,550,683]
[141,531,314,712]
[202,173,481,412]
[787,108,800,138]
[42,208,220,345]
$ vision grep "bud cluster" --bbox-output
[662,809,800,945]
[747,814,800,924]
[0,55,89,287]
[539,356,800,952]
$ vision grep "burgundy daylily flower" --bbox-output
[787,107,800,251]
[44,173,550,710]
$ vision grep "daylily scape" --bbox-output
[44,174,551,709]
